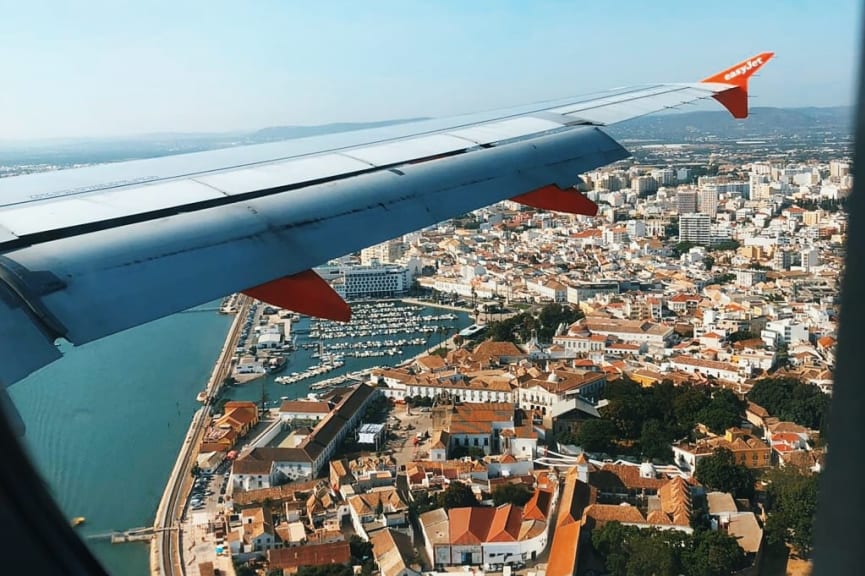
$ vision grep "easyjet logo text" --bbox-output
[724,57,764,81]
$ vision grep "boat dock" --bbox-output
[87,526,178,544]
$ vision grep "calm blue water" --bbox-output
[8,305,232,576]
[7,302,470,575]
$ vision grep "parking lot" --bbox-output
[386,403,435,466]
[181,460,233,574]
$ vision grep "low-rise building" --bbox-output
[348,487,410,540]
[266,541,351,574]
[668,355,744,383]
[419,486,555,569]
[278,399,332,422]
[674,428,771,474]
[370,529,421,576]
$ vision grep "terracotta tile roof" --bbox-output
[370,529,416,576]
[487,504,523,542]
[547,521,581,576]
[523,488,553,521]
[279,400,332,414]
[449,507,494,545]
[584,503,646,525]
[591,464,667,492]
[658,476,691,526]
[646,510,674,525]
[348,488,407,516]
[746,401,770,419]
[768,421,810,435]
[416,354,447,371]
[267,541,351,571]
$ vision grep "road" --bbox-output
[152,295,250,576]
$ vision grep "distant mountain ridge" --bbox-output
[0,107,851,168]
[605,106,853,142]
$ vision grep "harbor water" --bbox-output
[7,300,470,575]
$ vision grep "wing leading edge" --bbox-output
[0,53,773,392]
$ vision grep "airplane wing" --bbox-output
[0,52,773,390]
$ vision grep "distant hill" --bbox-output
[605,106,853,142]
[1,107,851,169]
[249,118,424,142]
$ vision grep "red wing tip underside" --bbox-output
[243,270,351,322]
[512,185,599,216]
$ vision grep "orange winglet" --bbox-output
[511,184,599,216]
[701,52,774,119]
[243,270,351,322]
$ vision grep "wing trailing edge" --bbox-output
[701,51,775,118]
[243,270,352,322]
[511,185,599,216]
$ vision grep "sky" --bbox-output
[0,0,860,140]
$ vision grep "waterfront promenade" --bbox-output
[150,296,249,576]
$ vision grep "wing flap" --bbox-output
[243,270,351,322]
[511,185,599,216]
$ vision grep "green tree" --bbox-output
[672,385,711,434]
[599,378,647,439]
[673,241,697,257]
[697,389,744,435]
[350,534,373,563]
[214,397,229,415]
[727,330,757,343]
[437,482,478,509]
[592,521,747,576]
[639,419,673,461]
[695,448,755,499]
[748,377,829,432]
[763,467,819,558]
[576,419,619,453]
[491,483,533,506]
[708,239,741,252]
[684,529,747,576]
[485,303,583,343]
[702,255,715,270]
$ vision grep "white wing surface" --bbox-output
[0,52,773,390]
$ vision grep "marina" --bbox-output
[220,299,471,406]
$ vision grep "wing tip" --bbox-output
[701,52,775,119]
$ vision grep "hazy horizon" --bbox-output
[0,0,859,141]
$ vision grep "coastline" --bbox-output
[150,296,249,576]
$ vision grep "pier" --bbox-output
[88,526,177,544]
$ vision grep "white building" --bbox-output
[679,213,711,245]
[699,187,719,218]
[361,239,405,265]
[668,356,744,383]
[565,282,619,304]
[420,486,556,570]
[526,278,567,302]
[316,263,412,299]
[762,319,809,346]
